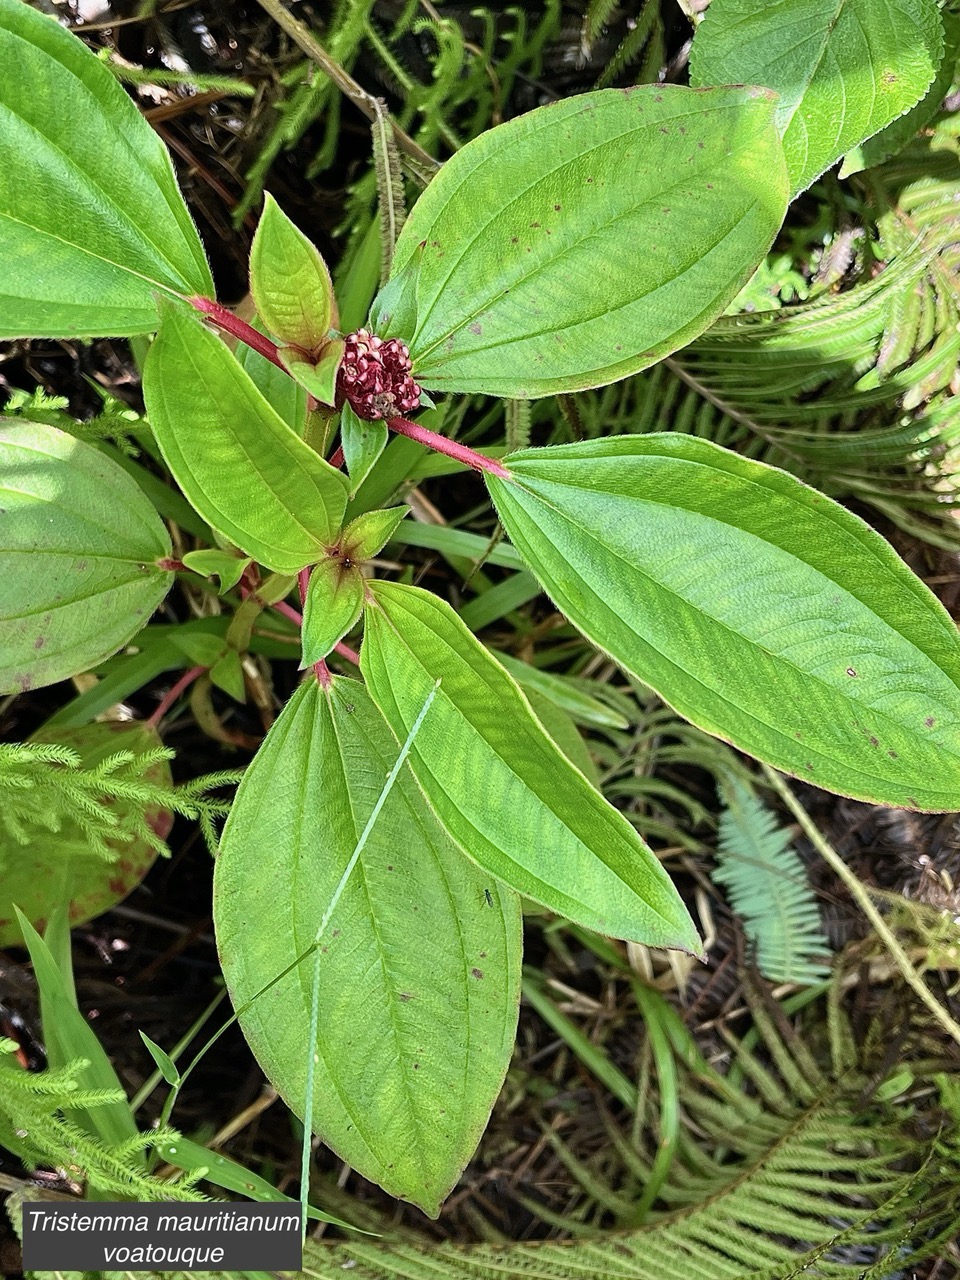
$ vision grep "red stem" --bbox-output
[189,296,286,372]
[295,568,330,687]
[272,598,359,666]
[387,416,510,479]
[149,664,206,728]
[274,599,303,627]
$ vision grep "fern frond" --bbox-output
[582,0,619,50]
[286,982,960,1278]
[0,736,239,868]
[596,1,664,87]
[0,1049,203,1202]
[2,385,146,455]
[713,778,832,985]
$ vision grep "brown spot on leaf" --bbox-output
[925,717,936,727]
[870,736,879,747]
[398,992,413,1002]
[469,322,483,335]
[34,636,45,649]
[888,750,898,759]
[471,968,484,979]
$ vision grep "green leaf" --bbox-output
[278,338,344,407]
[139,1031,181,1086]
[153,1134,362,1230]
[182,548,252,594]
[209,648,246,702]
[15,908,139,1153]
[300,559,364,666]
[361,582,700,950]
[143,301,349,573]
[0,722,170,948]
[370,242,422,338]
[213,677,522,1216]
[373,85,787,398]
[0,420,173,693]
[487,435,960,811]
[527,690,600,787]
[340,403,389,497]
[236,322,309,435]
[840,9,960,176]
[492,650,630,730]
[0,0,212,337]
[249,193,337,350]
[343,506,410,561]
[689,0,944,197]
[169,631,228,668]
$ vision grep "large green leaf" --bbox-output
[249,193,337,351]
[372,85,788,398]
[0,722,170,948]
[689,0,943,197]
[143,302,349,573]
[214,677,522,1216]
[840,8,960,177]
[0,0,212,337]
[487,436,960,811]
[0,420,173,693]
[361,582,700,950]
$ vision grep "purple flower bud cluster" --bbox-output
[338,328,421,420]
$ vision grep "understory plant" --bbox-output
[1,0,959,1218]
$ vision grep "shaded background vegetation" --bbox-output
[1,1,960,1276]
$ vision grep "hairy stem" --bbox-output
[189,296,286,372]
[149,665,206,728]
[387,416,510,479]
